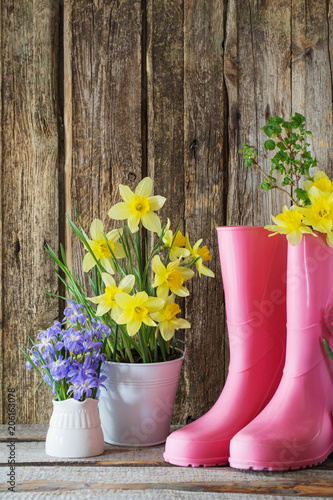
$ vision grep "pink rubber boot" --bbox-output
[163,226,288,467]
[229,233,333,471]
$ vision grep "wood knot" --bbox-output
[127,172,137,182]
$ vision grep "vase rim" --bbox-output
[216,225,264,231]
[52,397,99,404]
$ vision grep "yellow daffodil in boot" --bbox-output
[152,255,194,300]
[299,187,333,246]
[108,177,166,234]
[151,294,191,341]
[303,171,333,193]
[185,235,215,277]
[115,291,164,336]
[88,273,135,320]
[265,206,315,246]
[82,219,126,274]
[162,219,190,261]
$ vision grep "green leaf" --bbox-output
[244,159,253,167]
[323,339,333,362]
[262,125,274,137]
[264,139,276,151]
[276,142,286,150]
[295,188,310,203]
[281,176,292,186]
[261,179,272,191]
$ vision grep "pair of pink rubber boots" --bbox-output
[164,227,333,471]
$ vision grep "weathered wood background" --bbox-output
[1,0,333,424]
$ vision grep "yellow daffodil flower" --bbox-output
[303,171,333,193]
[162,218,190,261]
[151,294,191,341]
[108,177,166,234]
[298,186,333,238]
[265,205,315,246]
[82,219,125,274]
[185,235,215,278]
[114,291,164,336]
[88,273,135,320]
[152,255,194,300]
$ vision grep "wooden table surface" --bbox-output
[0,425,333,499]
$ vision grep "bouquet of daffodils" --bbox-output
[21,304,110,400]
[45,177,214,364]
[239,113,333,247]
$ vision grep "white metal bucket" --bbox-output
[99,353,185,446]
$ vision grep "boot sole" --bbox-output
[164,453,228,468]
[229,444,333,471]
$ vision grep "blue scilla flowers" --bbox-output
[22,301,111,401]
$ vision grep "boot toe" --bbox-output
[164,425,229,467]
[229,422,333,471]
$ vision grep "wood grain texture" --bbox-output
[3,1,333,427]
[146,0,187,422]
[65,0,143,291]
[1,426,333,499]
[292,0,333,178]
[225,0,292,227]
[1,0,59,424]
[182,0,227,422]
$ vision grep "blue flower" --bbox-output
[36,324,59,354]
[56,328,85,354]
[45,355,70,381]
[63,301,88,326]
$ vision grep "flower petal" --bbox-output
[82,252,96,273]
[179,267,195,281]
[145,297,165,312]
[193,239,203,253]
[142,315,157,327]
[100,257,115,274]
[126,319,142,336]
[106,228,122,242]
[152,255,166,275]
[171,318,191,329]
[196,262,215,278]
[102,273,116,287]
[119,184,135,203]
[135,177,153,198]
[116,309,135,325]
[111,304,123,322]
[90,219,104,240]
[171,285,190,297]
[141,211,162,234]
[119,274,135,293]
[327,231,333,248]
[156,285,169,301]
[96,302,112,316]
[148,195,166,211]
[108,202,132,220]
[114,292,134,309]
[286,231,303,246]
[88,294,104,304]
[113,241,126,259]
[160,323,175,341]
[128,214,140,233]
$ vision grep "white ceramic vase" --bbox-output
[45,398,104,458]
[99,353,185,446]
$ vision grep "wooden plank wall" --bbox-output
[1,0,333,425]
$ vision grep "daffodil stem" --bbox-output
[112,324,118,362]
[137,331,147,363]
